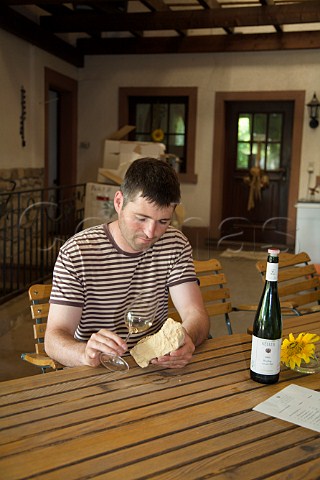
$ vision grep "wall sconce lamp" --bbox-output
[307,92,320,129]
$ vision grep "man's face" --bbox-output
[114,191,175,253]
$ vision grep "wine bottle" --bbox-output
[250,248,282,384]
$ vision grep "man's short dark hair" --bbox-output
[121,157,181,207]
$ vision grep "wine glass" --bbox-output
[100,292,159,372]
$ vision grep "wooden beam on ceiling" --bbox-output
[40,2,320,32]
[260,0,283,33]
[197,0,234,35]
[0,5,84,66]
[141,0,187,37]
[77,30,320,54]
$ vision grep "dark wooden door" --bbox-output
[221,101,294,245]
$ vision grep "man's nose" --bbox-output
[144,220,156,238]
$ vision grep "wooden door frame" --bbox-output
[44,68,78,187]
[210,91,305,247]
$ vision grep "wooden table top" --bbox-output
[0,313,319,480]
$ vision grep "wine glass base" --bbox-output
[100,353,129,372]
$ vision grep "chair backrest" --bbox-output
[28,284,52,355]
[22,284,62,372]
[256,252,320,315]
[168,258,233,334]
[21,284,63,373]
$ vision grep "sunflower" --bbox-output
[281,332,320,370]
[151,128,165,142]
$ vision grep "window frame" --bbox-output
[119,87,198,184]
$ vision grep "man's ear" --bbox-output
[114,190,123,213]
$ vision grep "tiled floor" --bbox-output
[0,248,265,382]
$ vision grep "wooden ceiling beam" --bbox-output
[40,2,320,32]
[78,30,320,54]
[260,0,283,33]
[140,0,187,37]
[0,5,84,66]
[197,0,234,35]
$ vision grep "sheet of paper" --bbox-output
[253,384,320,432]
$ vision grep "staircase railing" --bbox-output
[0,183,86,303]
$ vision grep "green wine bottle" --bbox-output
[250,248,282,384]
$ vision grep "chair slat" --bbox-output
[33,323,47,340]
[194,259,222,273]
[278,264,317,282]
[198,273,227,287]
[28,284,52,301]
[279,276,320,297]
[30,303,50,320]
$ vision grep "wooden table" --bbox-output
[0,313,319,479]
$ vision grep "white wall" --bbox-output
[1,28,320,228]
[0,29,77,169]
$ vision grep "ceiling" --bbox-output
[1,0,320,67]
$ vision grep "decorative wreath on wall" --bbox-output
[151,128,165,142]
[243,166,269,211]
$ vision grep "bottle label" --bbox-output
[266,262,278,282]
[250,335,281,375]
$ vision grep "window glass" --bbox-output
[253,114,267,141]
[237,112,283,171]
[238,114,251,141]
[267,143,281,170]
[237,143,250,169]
[136,104,151,132]
[269,114,282,141]
[151,103,168,132]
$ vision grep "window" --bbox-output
[237,112,284,171]
[119,88,197,183]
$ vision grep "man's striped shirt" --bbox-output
[50,223,196,348]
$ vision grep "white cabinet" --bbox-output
[295,202,320,264]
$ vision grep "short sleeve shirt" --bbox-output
[50,223,196,347]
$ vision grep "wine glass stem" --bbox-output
[125,332,131,343]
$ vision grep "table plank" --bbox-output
[142,436,320,480]
[267,458,320,480]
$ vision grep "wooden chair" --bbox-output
[21,284,63,373]
[168,258,255,335]
[255,251,320,316]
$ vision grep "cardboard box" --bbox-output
[99,130,166,185]
[84,182,119,229]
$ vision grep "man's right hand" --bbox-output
[84,329,128,367]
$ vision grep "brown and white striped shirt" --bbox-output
[50,223,196,347]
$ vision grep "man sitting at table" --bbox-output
[45,157,209,369]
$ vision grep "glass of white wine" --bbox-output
[100,292,159,372]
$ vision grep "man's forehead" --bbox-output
[132,193,175,208]
[129,194,175,216]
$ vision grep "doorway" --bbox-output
[44,68,78,236]
[44,68,78,188]
[222,100,293,244]
[210,91,305,249]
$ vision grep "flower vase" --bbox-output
[292,355,320,374]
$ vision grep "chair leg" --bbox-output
[225,314,233,335]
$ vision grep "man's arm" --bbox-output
[45,303,127,367]
[170,281,209,345]
[151,281,209,369]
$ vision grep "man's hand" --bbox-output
[150,331,195,369]
[84,329,128,367]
